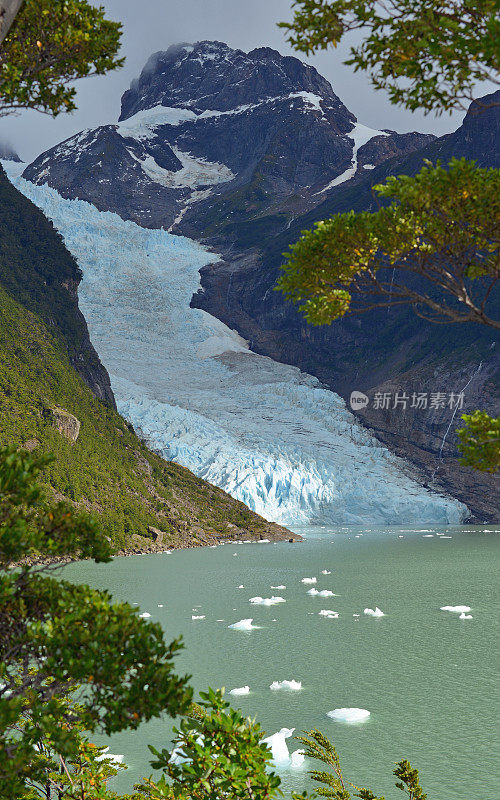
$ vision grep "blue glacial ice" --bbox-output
[7,166,468,526]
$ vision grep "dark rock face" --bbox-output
[21,43,499,519]
[23,41,433,230]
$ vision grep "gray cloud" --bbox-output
[0,0,470,162]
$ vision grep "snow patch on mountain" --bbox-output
[130,145,234,189]
[6,164,467,526]
[317,123,389,192]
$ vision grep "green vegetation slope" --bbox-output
[0,272,292,550]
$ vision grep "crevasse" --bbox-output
[7,165,467,525]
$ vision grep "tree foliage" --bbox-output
[277,158,500,328]
[0,446,192,799]
[139,688,282,800]
[457,410,500,471]
[292,728,426,800]
[280,0,500,114]
[0,0,123,116]
[13,691,127,800]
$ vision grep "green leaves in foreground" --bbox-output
[0,0,123,116]
[140,688,281,800]
[280,0,500,114]
[457,411,500,472]
[277,158,500,328]
[0,446,192,798]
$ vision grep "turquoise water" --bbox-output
[62,525,499,798]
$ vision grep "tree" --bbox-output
[0,0,23,45]
[278,0,500,472]
[0,0,123,116]
[280,0,499,114]
[0,446,192,799]
[137,688,282,800]
[457,410,500,472]
[291,728,427,800]
[13,691,128,800]
[277,158,499,328]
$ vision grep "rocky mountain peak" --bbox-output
[119,39,349,121]
[23,40,436,232]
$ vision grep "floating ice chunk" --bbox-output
[319,610,339,618]
[230,685,250,695]
[249,596,286,606]
[262,727,295,765]
[271,585,286,589]
[363,607,385,617]
[440,536,452,539]
[157,604,164,608]
[228,618,258,630]
[96,748,124,765]
[291,749,306,769]
[191,615,205,620]
[353,614,360,617]
[423,534,434,537]
[237,585,245,589]
[301,577,317,584]
[308,588,335,597]
[139,612,151,618]
[233,553,238,556]
[440,605,471,613]
[321,570,331,575]
[459,612,473,619]
[258,539,270,543]
[270,680,302,691]
[328,708,370,723]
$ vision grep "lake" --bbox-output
[63,525,499,798]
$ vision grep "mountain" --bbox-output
[23,41,434,230]
[20,43,499,521]
[0,140,21,162]
[0,164,296,549]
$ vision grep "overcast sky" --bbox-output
[1,0,469,163]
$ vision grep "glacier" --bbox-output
[6,164,467,526]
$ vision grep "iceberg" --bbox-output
[271,585,286,590]
[6,166,468,526]
[327,708,370,723]
[319,610,339,618]
[363,607,385,617]
[262,727,295,765]
[308,588,335,597]
[228,618,258,631]
[270,680,302,691]
[249,596,286,606]
[321,570,331,574]
[191,615,205,620]
[96,748,124,765]
[440,605,471,613]
[229,685,250,695]
[290,749,306,769]
[139,612,151,618]
[459,612,473,619]
[301,577,317,584]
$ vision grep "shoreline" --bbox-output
[9,527,303,569]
